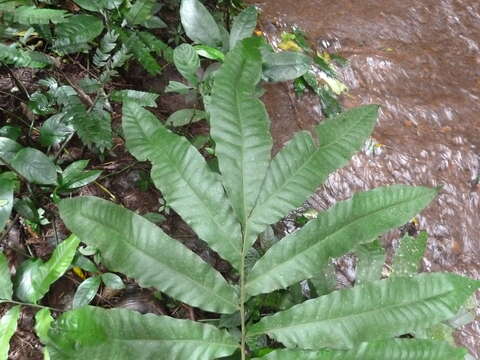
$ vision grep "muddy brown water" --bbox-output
[247,0,480,356]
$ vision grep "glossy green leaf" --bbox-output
[35,309,54,344]
[0,126,21,141]
[14,235,80,303]
[0,252,12,300]
[0,137,22,163]
[246,185,438,296]
[125,0,155,25]
[194,45,225,61]
[147,124,243,270]
[355,239,385,284]
[59,197,238,313]
[73,0,123,12]
[10,148,57,185]
[248,273,479,349]
[46,306,238,359]
[257,339,467,359]
[54,15,104,54]
[166,109,206,127]
[13,6,69,25]
[122,101,162,161]
[60,160,101,190]
[229,6,257,50]
[101,273,125,290]
[0,306,20,360]
[210,37,272,224]
[40,113,74,147]
[165,81,193,94]
[248,105,379,240]
[180,0,222,47]
[263,51,312,82]
[72,276,101,309]
[392,231,428,277]
[174,44,201,85]
[0,177,14,232]
[111,90,159,107]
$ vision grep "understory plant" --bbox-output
[21,36,478,359]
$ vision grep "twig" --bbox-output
[57,70,94,108]
[0,299,64,313]
[1,63,30,100]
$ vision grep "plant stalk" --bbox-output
[239,229,248,360]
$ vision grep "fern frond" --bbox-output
[12,6,69,25]
[93,30,119,68]
[0,43,52,68]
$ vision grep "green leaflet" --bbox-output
[14,235,80,304]
[13,6,69,25]
[35,309,54,345]
[263,51,313,82]
[10,148,57,185]
[246,185,437,296]
[229,7,258,50]
[46,306,238,360]
[58,197,238,314]
[180,0,222,47]
[0,306,21,360]
[257,339,467,359]
[0,177,14,232]
[147,124,243,270]
[0,137,22,163]
[248,105,379,242]
[0,44,52,68]
[0,252,12,300]
[174,43,201,85]
[210,37,273,225]
[125,0,155,25]
[248,273,480,349]
[392,231,428,277]
[54,15,104,54]
[111,90,159,107]
[122,101,162,161]
[72,276,101,309]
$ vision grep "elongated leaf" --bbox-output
[180,0,222,47]
[229,6,257,50]
[166,109,206,127]
[258,339,467,359]
[72,276,101,308]
[10,148,57,185]
[46,306,238,359]
[147,124,243,269]
[54,15,104,54]
[174,44,200,85]
[263,51,312,82]
[101,273,125,290]
[246,186,437,296]
[355,239,385,284]
[0,252,12,300]
[248,105,379,240]
[392,231,428,277]
[0,177,14,232]
[15,235,80,303]
[248,273,479,349]
[59,197,238,313]
[0,306,20,360]
[210,37,272,224]
[122,101,162,161]
[125,0,155,25]
[0,137,22,163]
[111,90,159,107]
[13,6,68,25]
[35,309,54,344]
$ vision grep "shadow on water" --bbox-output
[247,0,480,355]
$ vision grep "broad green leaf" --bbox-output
[72,276,101,308]
[210,37,272,224]
[248,273,479,349]
[13,6,69,25]
[194,45,225,61]
[174,44,201,85]
[355,239,385,284]
[0,306,20,360]
[54,15,104,54]
[125,0,155,25]
[46,306,238,359]
[122,101,162,161]
[248,105,379,240]
[0,177,14,232]
[0,252,12,300]
[257,339,467,359]
[147,124,243,270]
[40,113,74,147]
[180,0,222,47]
[392,231,428,277]
[101,273,125,290]
[246,185,437,296]
[111,90,159,107]
[263,51,312,82]
[0,137,22,163]
[59,197,238,313]
[229,6,257,50]
[60,160,101,190]
[10,148,57,185]
[35,309,54,344]
[73,0,123,12]
[166,109,206,127]
[165,81,193,94]
[0,126,21,141]
[14,235,80,303]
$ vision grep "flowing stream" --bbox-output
[247,0,480,356]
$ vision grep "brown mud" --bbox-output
[248,0,480,356]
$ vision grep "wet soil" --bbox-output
[248,0,480,355]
